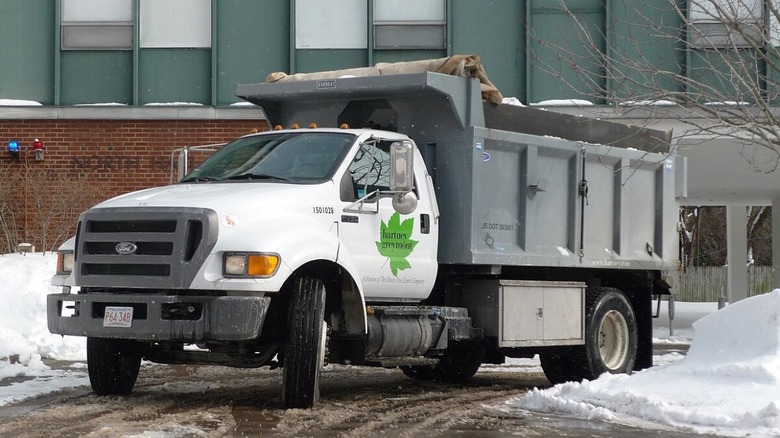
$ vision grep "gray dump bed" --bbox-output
[237,72,683,272]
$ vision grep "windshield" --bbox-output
[181,132,356,183]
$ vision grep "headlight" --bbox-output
[57,251,75,275]
[223,253,280,277]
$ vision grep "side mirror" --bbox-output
[389,141,418,214]
[389,141,414,192]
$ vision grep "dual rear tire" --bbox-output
[540,287,638,385]
[400,341,485,383]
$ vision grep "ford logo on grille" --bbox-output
[115,242,138,255]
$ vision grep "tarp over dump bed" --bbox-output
[253,55,672,154]
[266,55,504,104]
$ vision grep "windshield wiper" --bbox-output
[224,173,293,182]
[180,176,221,183]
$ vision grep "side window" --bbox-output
[348,142,392,200]
[342,140,419,202]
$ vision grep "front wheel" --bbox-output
[87,337,143,396]
[282,276,327,409]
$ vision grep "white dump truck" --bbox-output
[48,58,684,409]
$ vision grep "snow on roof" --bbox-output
[0,99,42,107]
[530,99,594,106]
[144,102,204,107]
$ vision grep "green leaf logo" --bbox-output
[376,212,418,276]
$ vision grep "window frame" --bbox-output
[688,0,765,49]
[60,0,134,51]
[372,0,447,50]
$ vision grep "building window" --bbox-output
[61,0,133,50]
[295,0,367,49]
[373,0,446,49]
[688,0,764,49]
[140,0,212,48]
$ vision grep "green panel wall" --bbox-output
[60,52,132,105]
[139,50,211,105]
[688,50,761,104]
[528,0,605,104]
[216,0,289,105]
[608,0,685,101]
[451,0,525,100]
[0,0,55,104]
[295,50,367,73]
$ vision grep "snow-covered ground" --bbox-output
[0,253,777,436]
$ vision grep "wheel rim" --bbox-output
[317,320,328,369]
[598,309,629,370]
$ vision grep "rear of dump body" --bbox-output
[237,72,682,272]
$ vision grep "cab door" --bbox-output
[337,139,438,301]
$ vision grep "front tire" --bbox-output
[87,337,142,396]
[282,276,327,409]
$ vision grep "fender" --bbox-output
[332,239,369,334]
[277,224,369,335]
[193,220,370,334]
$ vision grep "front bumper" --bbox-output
[47,293,270,342]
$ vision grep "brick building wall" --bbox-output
[0,117,267,252]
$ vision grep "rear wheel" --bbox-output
[540,287,637,384]
[400,365,438,380]
[87,337,142,396]
[571,287,638,381]
[282,276,327,409]
[434,341,485,383]
[539,353,572,385]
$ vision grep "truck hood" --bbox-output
[93,182,333,212]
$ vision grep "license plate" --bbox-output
[103,306,134,328]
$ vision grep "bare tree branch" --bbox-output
[527,0,780,172]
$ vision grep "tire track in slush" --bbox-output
[0,364,550,437]
[268,368,548,436]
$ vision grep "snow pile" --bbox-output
[0,253,88,406]
[502,290,780,437]
[0,253,85,368]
